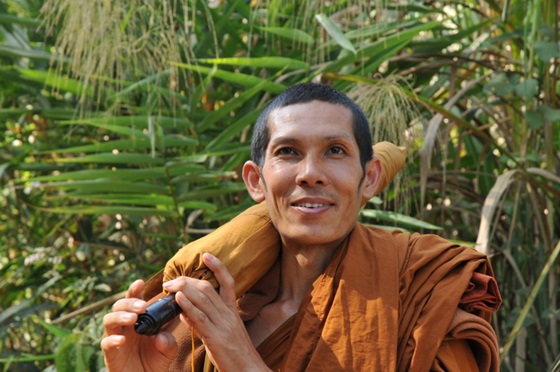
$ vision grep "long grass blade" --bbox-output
[475,170,518,254]
[198,57,309,70]
[315,13,356,54]
[256,26,314,44]
[499,240,560,362]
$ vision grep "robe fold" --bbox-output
[142,203,501,371]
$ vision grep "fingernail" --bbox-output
[132,300,144,311]
[203,252,215,261]
[124,313,136,321]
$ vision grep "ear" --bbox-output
[360,157,383,206]
[242,160,265,202]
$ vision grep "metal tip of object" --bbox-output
[134,319,156,335]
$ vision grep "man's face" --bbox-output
[243,100,378,250]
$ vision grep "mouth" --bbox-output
[292,202,331,208]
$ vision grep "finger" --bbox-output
[165,277,226,316]
[103,311,138,335]
[126,279,144,299]
[154,332,179,360]
[202,253,236,305]
[163,276,229,329]
[175,291,212,336]
[111,298,147,313]
[100,334,126,351]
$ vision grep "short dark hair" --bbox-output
[251,83,373,169]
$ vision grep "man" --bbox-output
[101,83,501,371]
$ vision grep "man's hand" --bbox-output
[163,253,270,372]
[100,280,178,372]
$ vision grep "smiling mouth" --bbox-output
[293,202,331,208]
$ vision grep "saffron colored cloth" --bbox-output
[142,204,501,371]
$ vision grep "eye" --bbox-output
[328,146,345,155]
[276,147,297,156]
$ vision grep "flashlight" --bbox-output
[134,294,181,335]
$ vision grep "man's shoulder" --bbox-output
[357,223,483,254]
[354,223,487,275]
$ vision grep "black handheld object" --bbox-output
[134,294,181,335]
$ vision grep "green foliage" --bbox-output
[1,0,559,371]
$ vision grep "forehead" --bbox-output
[267,100,354,139]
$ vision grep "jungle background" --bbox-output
[1,0,559,371]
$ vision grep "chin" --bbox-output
[284,228,346,247]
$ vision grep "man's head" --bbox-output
[242,83,381,250]
[251,83,373,170]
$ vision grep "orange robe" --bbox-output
[143,203,501,371]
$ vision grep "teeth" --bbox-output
[296,203,326,208]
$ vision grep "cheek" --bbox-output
[265,165,295,188]
[334,167,363,187]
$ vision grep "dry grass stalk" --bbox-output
[40,0,193,109]
[347,76,420,209]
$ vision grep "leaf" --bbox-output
[475,170,518,254]
[527,167,560,185]
[320,20,440,74]
[0,45,58,62]
[203,143,251,158]
[44,206,175,217]
[540,106,560,122]
[360,209,442,230]
[35,317,72,339]
[176,200,218,211]
[196,80,271,131]
[176,182,248,201]
[500,240,560,361]
[525,109,544,130]
[0,299,32,324]
[50,135,196,154]
[534,40,560,62]
[170,170,236,184]
[70,194,175,207]
[198,57,308,70]
[257,26,314,44]
[485,72,516,96]
[173,63,286,94]
[515,78,539,99]
[56,121,146,137]
[32,168,167,182]
[44,179,167,194]
[206,110,260,150]
[58,115,192,130]
[52,153,165,166]
[0,13,42,28]
[315,14,357,54]
[341,18,422,43]
[55,333,98,372]
[17,68,86,95]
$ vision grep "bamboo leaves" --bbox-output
[315,14,357,55]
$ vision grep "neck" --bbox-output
[276,239,345,304]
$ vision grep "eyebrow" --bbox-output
[269,133,355,146]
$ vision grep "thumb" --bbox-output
[154,332,179,363]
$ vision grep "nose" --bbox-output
[295,155,327,187]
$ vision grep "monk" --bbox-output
[101,83,501,371]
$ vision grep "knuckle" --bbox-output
[198,280,216,293]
